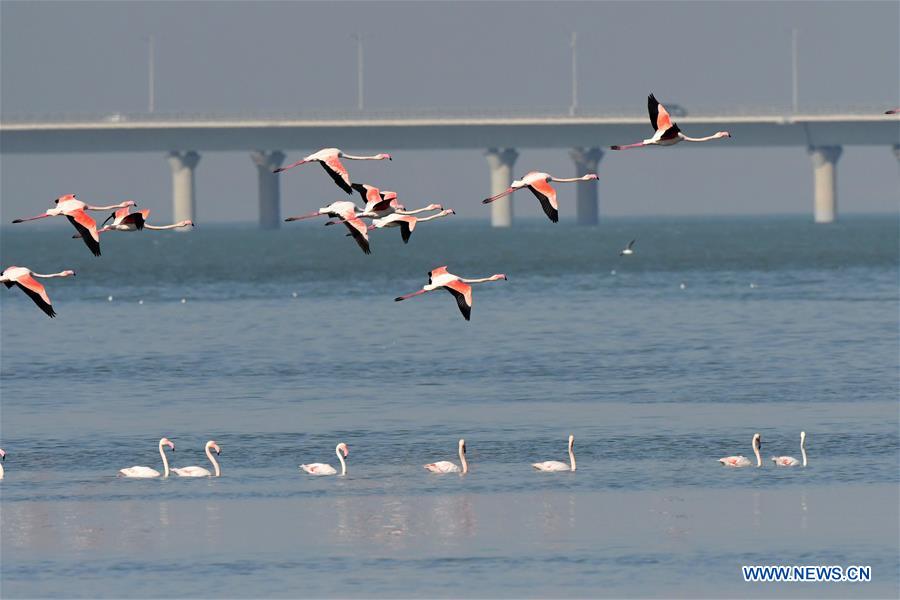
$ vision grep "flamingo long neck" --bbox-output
[461,275,501,284]
[0,463,4,479]
[86,202,133,211]
[159,443,170,478]
[801,435,807,467]
[416,212,450,223]
[551,176,592,183]
[459,445,468,474]
[341,153,384,161]
[207,445,221,477]
[336,446,346,476]
[31,271,72,279]
[753,440,761,468]
[568,441,576,471]
[397,206,438,215]
[680,133,721,143]
[145,222,183,230]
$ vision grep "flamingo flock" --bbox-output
[1,93,837,480]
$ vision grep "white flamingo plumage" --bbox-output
[482,171,598,223]
[424,439,468,474]
[12,194,137,256]
[611,93,731,150]
[1,266,76,318]
[367,209,455,243]
[719,433,762,468]
[92,207,194,234]
[772,431,807,467]
[395,266,507,321]
[532,434,576,472]
[301,443,349,476]
[273,148,391,194]
[172,441,222,477]
[0,449,6,480]
[119,437,175,478]
[285,201,372,254]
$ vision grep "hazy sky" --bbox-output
[1,1,898,223]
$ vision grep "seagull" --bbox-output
[620,240,636,256]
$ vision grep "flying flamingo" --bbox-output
[0,449,5,480]
[172,441,222,477]
[99,207,193,233]
[620,240,636,256]
[119,437,175,478]
[395,266,507,321]
[285,201,372,254]
[885,109,899,114]
[368,209,455,243]
[482,172,598,223]
[611,93,731,150]
[301,443,349,476]
[347,183,444,219]
[424,439,468,474]
[719,433,762,468]
[12,194,137,256]
[1,266,75,318]
[772,431,807,467]
[532,434,576,472]
[273,148,392,194]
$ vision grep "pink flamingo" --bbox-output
[885,109,899,115]
[172,441,222,477]
[482,171,598,223]
[12,194,136,256]
[273,148,392,194]
[1,266,75,318]
[368,209,456,243]
[772,431,807,467]
[348,183,443,219]
[395,266,507,321]
[0,449,6,480]
[719,433,762,468]
[285,201,371,254]
[73,207,193,237]
[424,439,468,474]
[119,437,175,478]
[532,434,576,472]
[300,443,349,476]
[612,93,731,151]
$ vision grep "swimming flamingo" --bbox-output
[285,201,371,254]
[364,209,455,243]
[300,443,349,476]
[772,431,807,467]
[273,148,392,194]
[611,93,731,150]
[482,172,598,223]
[1,266,75,318]
[532,434,576,472]
[172,441,222,477]
[719,433,761,468]
[424,439,468,474]
[620,240,636,256]
[394,266,507,321]
[12,194,136,256]
[0,449,5,480]
[119,437,175,478]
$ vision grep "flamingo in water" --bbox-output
[532,434,576,472]
[12,194,137,256]
[395,266,507,321]
[424,439,468,474]
[719,433,762,468]
[172,441,222,477]
[1,266,75,318]
[611,93,731,150]
[483,172,598,223]
[301,443,349,476]
[285,201,372,254]
[273,148,392,194]
[0,449,6,480]
[772,431,807,467]
[119,437,175,478]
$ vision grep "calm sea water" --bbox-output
[1,216,898,598]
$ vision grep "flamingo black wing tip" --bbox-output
[394,297,404,302]
[610,145,622,151]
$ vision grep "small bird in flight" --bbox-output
[620,240,636,256]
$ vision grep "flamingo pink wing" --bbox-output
[656,102,673,131]
[429,266,449,283]
[322,155,353,194]
[444,279,473,320]
[342,217,371,255]
[527,179,559,223]
[14,274,55,317]
[67,210,101,256]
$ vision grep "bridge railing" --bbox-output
[1,104,895,125]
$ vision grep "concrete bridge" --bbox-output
[1,108,897,226]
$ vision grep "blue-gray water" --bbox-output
[1,216,898,598]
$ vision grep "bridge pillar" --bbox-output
[808,146,842,223]
[569,147,604,225]
[168,151,201,225]
[251,150,285,229]
[485,147,519,227]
